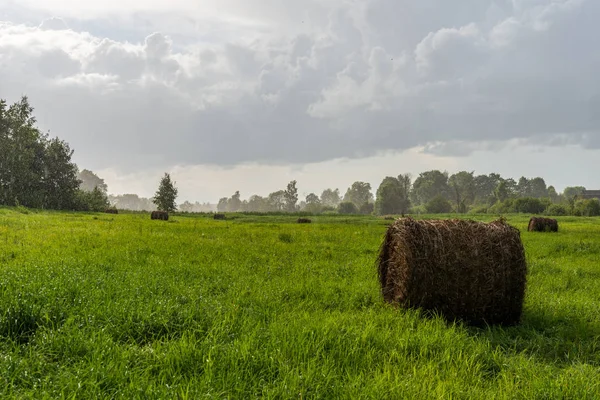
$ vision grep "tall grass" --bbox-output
[0,209,599,398]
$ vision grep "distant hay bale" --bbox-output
[151,211,169,221]
[528,217,558,232]
[377,217,527,326]
[214,213,226,220]
[297,218,312,224]
[105,209,118,215]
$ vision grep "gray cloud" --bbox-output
[0,0,599,173]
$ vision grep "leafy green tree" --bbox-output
[228,191,242,212]
[247,195,269,212]
[304,193,321,214]
[424,195,452,214]
[78,169,108,193]
[375,175,411,215]
[448,171,475,213]
[343,182,373,208]
[474,173,502,205]
[574,199,600,216]
[284,180,299,212]
[268,190,286,211]
[42,138,81,210]
[320,188,341,208]
[411,170,450,205]
[152,173,178,212]
[547,186,559,203]
[563,186,586,200]
[74,187,109,211]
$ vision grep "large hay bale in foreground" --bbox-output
[528,217,558,232]
[377,217,527,326]
[150,211,169,221]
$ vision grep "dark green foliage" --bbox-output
[78,169,108,193]
[359,202,374,215]
[424,195,452,213]
[343,182,374,208]
[74,188,110,212]
[338,201,359,214]
[448,171,475,213]
[513,197,547,214]
[374,175,411,216]
[284,180,299,212]
[545,204,569,216]
[152,173,178,212]
[0,96,81,210]
[411,170,450,205]
[574,199,600,216]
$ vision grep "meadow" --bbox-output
[0,208,599,399]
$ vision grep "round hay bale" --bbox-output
[297,218,312,224]
[377,217,527,326]
[151,211,169,221]
[528,217,558,232]
[105,208,118,214]
[214,213,226,220]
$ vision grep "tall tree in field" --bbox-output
[375,174,411,215]
[320,188,341,208]
[448,171,475,213]
[304,193,321,213]
[411,170,450,205]
[153,173,178,212]
[227,191,242,212]
[343,181,374,208]
[284,180,298,212]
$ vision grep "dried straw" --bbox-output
[377,217,527,326]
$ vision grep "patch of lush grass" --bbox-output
[0,209,599,398]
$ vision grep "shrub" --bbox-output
[513,197,546,214]
[359,202,374,215]
[574,199,600,216]
[338,202,359,215]
[424,196,452,214]
[545,204,569,216]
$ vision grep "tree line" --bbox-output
[2,96,597,216]
[211,171,597,217]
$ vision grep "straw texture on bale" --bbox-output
[297,218,312,224]
[151,211,169,221]
[214,213,226,220]
[377,217,527,326]
[528,217,558,232]
[105,209,118,214]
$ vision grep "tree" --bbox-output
[411,170,450,205]
[320,188,341,208]
[474,173,502,205]
[547,186,559,203]
[228,191,242,212]
[43,137,81,210]
[374,175,411,216]
[217,197,229,212]
[268,190,286,211]
[284,180,299,212]
[338,201,359,214]
[152,173,178,212]
[424,195,452,214]
[448,171,475,213]
[78,169,108,193]
[343,181,373,208]
[247,195,269,212]
[304,193,321,214]
[563,186,586,200]
[529,177,548,198]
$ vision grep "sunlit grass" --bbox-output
[0,209,599,398]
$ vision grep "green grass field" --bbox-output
[1,208,599,399]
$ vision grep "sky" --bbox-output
[1,0,599,203]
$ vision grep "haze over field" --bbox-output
[1,0,599,202]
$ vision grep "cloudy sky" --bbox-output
[1,0,598,202]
